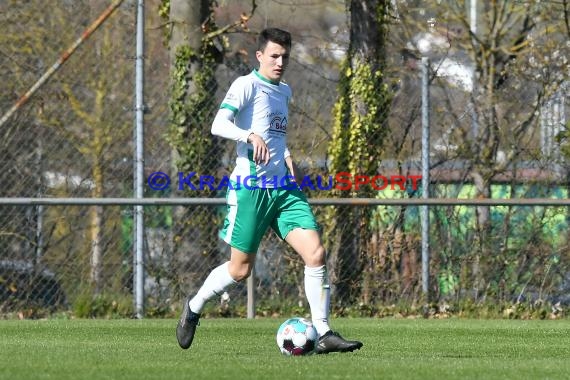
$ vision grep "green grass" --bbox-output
[1,318,569,380]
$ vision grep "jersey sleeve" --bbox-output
[211,108,251,142]
[219,76,253,114]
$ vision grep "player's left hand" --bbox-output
[286,156,304,184]
[248,133,270,165]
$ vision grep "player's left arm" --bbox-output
[284,150,303,184]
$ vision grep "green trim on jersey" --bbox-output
[247,150,257,186]
[220,103,238,114]
[253,69,279,85]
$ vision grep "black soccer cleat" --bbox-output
[176,297,201,349]
[315,331,363,354]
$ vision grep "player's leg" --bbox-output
[284,227,330,334]
[177,185,273,349]
[189,248,255,314]
[271,189,330,334]
[176,248,255,349]
[285,228,362,353]
[274,188,363,354]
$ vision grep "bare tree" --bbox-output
[390,0,570,300]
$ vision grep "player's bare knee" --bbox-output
[304,245,326,267]
[233,271,251,282]
[229,264,251,282]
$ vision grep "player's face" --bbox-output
[256,41,290,82]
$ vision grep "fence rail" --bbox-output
[2,197,570,206]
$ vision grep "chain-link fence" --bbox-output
[1,199,569,318]
[1,0,136,317]
[1,0,569,319]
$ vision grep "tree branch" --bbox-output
[204,0,257,40]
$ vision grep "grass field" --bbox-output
[1,318,569,380]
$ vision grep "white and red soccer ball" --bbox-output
[276,317,318,356]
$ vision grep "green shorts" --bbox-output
[219,185,319,254]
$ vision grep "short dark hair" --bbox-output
[257,28,291,51]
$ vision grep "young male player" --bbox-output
[176,27,363,354]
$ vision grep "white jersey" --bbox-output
[219,70,291,188]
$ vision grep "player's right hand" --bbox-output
[248,133,270,165]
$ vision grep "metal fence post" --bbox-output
[134,0,145,319]
[421,57,431,298]
[247,270,255,319]
[470,0,479,139]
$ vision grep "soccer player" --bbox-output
[176,27,363,354]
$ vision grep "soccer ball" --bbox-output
[276,317,318,356]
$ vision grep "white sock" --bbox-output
[304,265,331,336]
[189,262,237,314]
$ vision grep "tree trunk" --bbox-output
[87,0,106,293]
[89,164,104,293]
[169,0,208,167]
[470,170,491,300]
[326,0,390,305]
[89,125,105,294]
[168,0,221,299]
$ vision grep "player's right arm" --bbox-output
[211,108,250,142]
[211,109,269,165]
[211,76,270,165]
[247,132,270,165]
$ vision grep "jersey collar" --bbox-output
[253,69,280,85]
